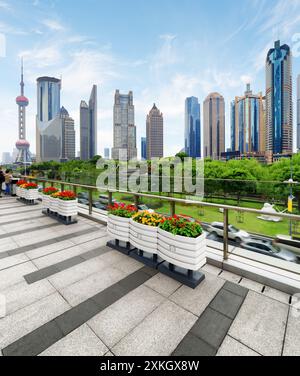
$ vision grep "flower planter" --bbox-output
[16,186,20,197]
[107,214,131,243]
[24,189,39,201]
[20,188,26,199]
[58,199,78,217]
[42,194,50,210]
[158,228,207,271]
[130,219,158,255]
[49,196,59,214]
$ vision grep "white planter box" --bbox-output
[107,214,131,243]
[158,228,207,271]
[130,219,158,254]
[58,199,78,217]
[20,188,26,199]
[16,186,20,197]
[42,194,50,210]
[24,189,39,201]
[49,196,59,213]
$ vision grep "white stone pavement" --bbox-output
[0,196,298,356]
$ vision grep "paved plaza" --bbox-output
[0,196,299,356]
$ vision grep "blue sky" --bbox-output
[1,0,300,159]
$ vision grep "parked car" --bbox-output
[78,198,89,206]
[207,222,250,243]
[78,192,89,200]
[98,195,117,204]
[241,239,300,264]
[93,201,108,211]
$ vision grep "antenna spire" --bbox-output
[20,57,24,96]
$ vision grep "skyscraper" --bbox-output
[231,84,265,154]
[141,137,147,160]
[266,40,293,158]
[36,76,62,162]
[104,148,110,159]
[203,93,225,160]
[112,90,137,161]
[146,104,164,160]
[185,97,201,158]
[80,85,98,160]
[60,107,76,161]
[15,60,32,164]
[80,100,89,160]
[297,75,300,151]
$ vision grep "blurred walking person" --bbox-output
[4,169,12,196]
[0,170,5,198]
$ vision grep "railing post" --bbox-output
[223,208,229,261]
[61,183,65,192]
[108,191,113,206]
[134,195,139,211]
[170,201,176,216]
[73,186,77,196]
[88,189,93,215]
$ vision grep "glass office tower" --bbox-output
[36,77,62,162]
[185,97,201,158]
[203,93,225,160]
[231,84,265,154]
[112,90,137,161]
[266,40,293,157]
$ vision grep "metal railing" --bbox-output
[25,176,300,263]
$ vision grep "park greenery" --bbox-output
[20,153,300,208]
[10,153,300,237]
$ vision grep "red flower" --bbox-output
[17,179,27,186]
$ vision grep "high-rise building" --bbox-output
[266,40,293,158]
[203,92,225,160]
[80,101,89,160]
[104,148,110,159]
[36,76,62,162]
[297,75,300,151]
[146,104,164,160]
[15,60,32,164]
[80,85,98,160]
[141,137,147,160]
[185,97,201,158]
[231,84,266,154]
[60,107,76,161]
[1,152,11,164]
[112,90,137,161]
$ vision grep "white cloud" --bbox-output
[0,22,28,35]
[20,44,63,70]
[41,19,66,32]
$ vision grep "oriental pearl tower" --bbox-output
[15,60,32,164]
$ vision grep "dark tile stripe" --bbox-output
[24,246,111,284]
[2,266,158,356]
[0,223,61,240]
[0,214,45,226]
[172,281,249,356]
[0,227,100,259]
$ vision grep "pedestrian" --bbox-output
[0,170,5,198]
[4,169,12,196]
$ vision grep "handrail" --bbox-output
[24,175,300,264]
[24,176,300,220]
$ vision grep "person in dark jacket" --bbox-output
[0,170,5,198]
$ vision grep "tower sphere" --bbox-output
[16,139,30,149]
[16,95,29,106]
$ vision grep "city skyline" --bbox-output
[1,0,300,159]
